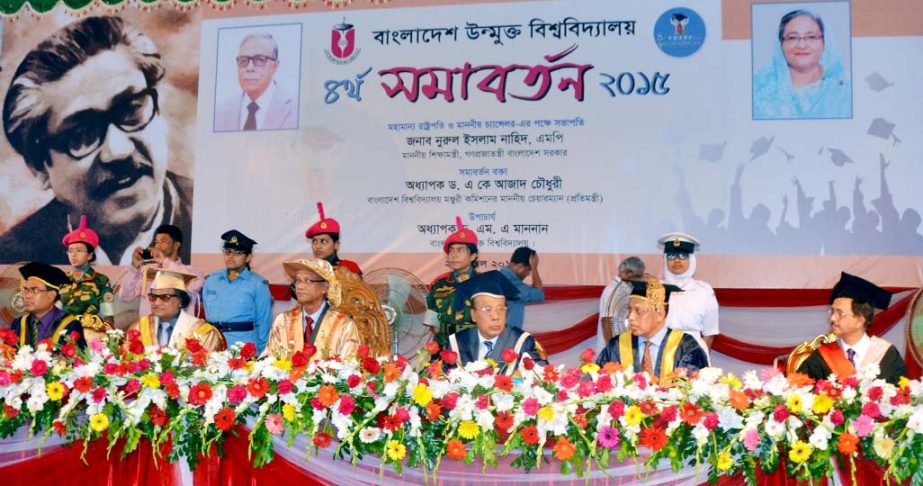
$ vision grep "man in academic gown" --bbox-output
[447,270,548,375]
[126,268,226,353]
[11,262,85,349]
[596,279,708,381]
[798,272,906,385]
[264,259,361,361]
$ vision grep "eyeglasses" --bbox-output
[222,248,248,256]
[476,306,507,314]
[20,287,54,295]
[147,293,178,302]
[782,34,823,45]
[827,308,853,319]
[47,88,159,160]
[236,55,277,68]
[665,253,689,261]
[293,279,326,286]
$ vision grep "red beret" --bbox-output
[305,201,340,239]
[443,216,478,253]
[61,215,99,249]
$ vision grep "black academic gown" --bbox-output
[10,307,86,349]
[797,344,906,386]
[596,329,708,375]
[448,326,548,373]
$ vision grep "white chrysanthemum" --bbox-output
[906,408,923,434]
[715,405,744,431]
[533,387,554,406]
[697,367,723,385]
[492,392,515,412]
[331,412,352,440]
[809,425,831,451]
[763,374,789,397]
[452,394,475,421]
[382,382,399,399]
[856,363,881,383]
[477,409,494,430]
[764,418,785,440]
[841,387,857,401]
[26,394,47,413]
[742,370,762,390]
[359,427,381,444]
[428,379,451,399]
[692,423,710,446]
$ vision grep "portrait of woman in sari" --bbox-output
[753,8,851,120]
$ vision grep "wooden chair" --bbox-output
[775,333,837,375]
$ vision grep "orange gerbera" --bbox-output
[383,362,401,383]
[426,402,442,422]
[680,403,704,426]
[317,384,340,408]
[837,432,859,456]
[728,389,750,411]
[601,362,622,375]
[787,371,814,388]
[553,437,576,461]
[639,426,668,451]
[446,439,467,461]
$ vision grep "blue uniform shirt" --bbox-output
[499,266,545,329]
[202,268,273,353]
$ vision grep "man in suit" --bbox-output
[0,16,192,266]
[798,272,907,385]
[447,270,548,375]
[214,33,297,131]
[126,268,225,352]
[264,259,361,361]
[11,262,86,349]
[596,279,709,382]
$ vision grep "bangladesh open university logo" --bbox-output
[653,7,706,58]
[325,19,361,65]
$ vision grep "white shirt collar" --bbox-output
[239,81,276,130]
[302,301,327,332]
[838,333,871,365]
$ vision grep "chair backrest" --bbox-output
[784,333,837,375]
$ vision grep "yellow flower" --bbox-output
[282,404,296,422]
[899,377,910,389]
[624,405,643,426]
[90,413,109,433]
[537,406,555,422]
[457,420,480,440]
[787,394,803,413]
[812,394,833,415]
[46,382,65,401]
[581,363,600,374]
[140,373,161,389]
[720,373,742,389]
[245,361,255,373]
[273,359,292,372]
[873,435,895,459]
[788,440,813,464]
[485,358,498,368]
[412,383,433,406]
[386,440,406,461]
[716,451,733,471]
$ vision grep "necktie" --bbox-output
[29,315,41,345]
[483,340,494,360]
[304,316,315,344]
[846,348,856,368]
[641,340,654,375]
[159,321,173,346]
[243,101,259,130]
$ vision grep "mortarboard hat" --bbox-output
[305,202,341,239]
[19,262,69,290]
[443,216,478,253]
[221,229,257,253]
[62,215,99,249]
[628,279,682,314]
[657,232,700,255]
[454,270,519,310]
[829,272,891,310]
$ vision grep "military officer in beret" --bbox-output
[59,215,115,324]
[11,262,86,349]
[425,216,480,349]
[596,278,709,382]
[306,201,362,276]
[447,270,548,374]
[202,230,273,353]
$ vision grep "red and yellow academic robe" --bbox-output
[264,304,360,361]
[126,310,226,353]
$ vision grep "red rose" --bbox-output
[494,374,513,392]
[347,374,362,388]
[188,382,213,406]
[0,329,17,346]
[277,379,294,395]
[357,344,370,358]
[160,370,176,385]
[476,394,489,410]
[439,350,458,365]
[247,377,270,399]
[560,371,579,389]
[185,338,203,353]
[867,386,883,401]
[227,385,247,405]
[30,359,48,376]
[501,348,518,364]
[53,420,66,436]
[60,343,77,358]
[425,341,440,354]
[862,402,881,419]
[829,409,844,426]
[703,412,719,431]
[313,432,332,448]
[608,400,626,420]
[579,347,595,363]
[302,344,317,360]
[577,381,594,398]
[165,382,181,400]
[240,342,257,360]
[129,340,145,355]
[291,351,308,368]
[521,356,535,370]
[772,404,790,423]
[362,357,381,374]
[126,329,141,342]
[92,386,107,403]
[215,408,236,432]
[338,395,356,415]
[596,375,613,393]
[441,392,459,411]
[3,404,19,418]
[659,405,678,423]
[123,379,142,395]
[149,406,168,427]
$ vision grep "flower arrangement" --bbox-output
[1,330,921,485]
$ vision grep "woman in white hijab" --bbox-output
[658,232,719,361]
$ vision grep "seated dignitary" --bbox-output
[264,259,361,361]
[202,230,273,353]
[659,232,719,355]
[126,268,225,352]
[596,279,708,381]
[12,262,85,349]
[306,201,362,275]
[798,272,907,385]
[447,271,548,374]
[597,255,647,351]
